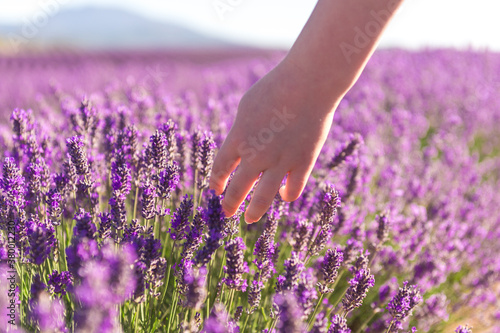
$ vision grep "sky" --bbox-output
[0,0,499,50]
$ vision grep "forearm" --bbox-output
[285,0,404,110]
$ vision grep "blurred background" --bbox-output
[0,0,499,54]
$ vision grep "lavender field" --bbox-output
[0,49,499,333]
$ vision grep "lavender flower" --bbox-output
[180,208,205,261]
[197,132,215,190]
[387,281,422,323]
[1,157,26,213]
[66,136,89,176]
[196,192,226,265]
[169,195,194,240]
[157,163,180,199]
[291,219,312,255]
[48,270,73,297]
[318,247,343,294]
[177,260,207,310]
[141,179,157,220]
[203,303,238,333]
[223,237,248,291]
[253,210,279,280]
[28,291,67,333]
[328,133,363,170]
[342,268,375,313]
[45,189,63,222]
[276,252,304,293]
[73,208,97,240]
[274,292,306,333]
[295,268,318,319]
[30,274,47,301]
[66,237,100,280]
[455,325,473,333]
[26,221,56,265]
[327,314,351,333]
[376,212,390,244]
[248,278,264,312]
[148,129,168,170]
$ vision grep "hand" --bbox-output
[209,57,340,223]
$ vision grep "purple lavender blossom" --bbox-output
[66,237,100,280]
[455,325,473,333]
[327,314,351,333]
[318,247,343,294]
[328,133,363,170]
[202,303,238,333]
[387,281,422,326]
[45,189,63,222]
[223,237,248,291]
[141,179,157,220]
[28,291,67,333]
[195,192,226,265]
[169,195,194,240]
[177,259,207,310]
[1,157,26,214]
[157,163,180,199]
[180,208,205,261]
[26,220,56,265]
[274,292,306,333]
[276,252,304,293]
[197,131,215,190]
[66,136,89,176]
[48,270,73,297]
[72,208,97,240]
[148,129,168,170]
[342,268,375,313]
[295,268,318,319]
[291,219,312,255]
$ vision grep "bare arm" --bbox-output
[210,0,404,223]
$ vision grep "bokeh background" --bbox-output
[1,0,500,53]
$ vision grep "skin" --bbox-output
[209,0,405,223]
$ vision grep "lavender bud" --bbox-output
[48,270,73,297]
[157,163,180,199]
[455,325,473,333]
[274,292,306,333]
[197,132,215,190]
[73,208,97,240]
[169,195,193,240]
[321,248,344,286]
[376,212,390,244]
[328,133,363,170]
[180,208,205,261]
[342,268,375,313]
[149,130,168,170]
[291,219,312,255]
[141,180,157,220]
[276,252,304,293]
[387,281,422,321]
[66,136,89,176]
[327,314,351,333]
[26,221,56,265]
[223,237,248,291]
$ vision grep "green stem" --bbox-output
[160,239,176,304]
[307,293,325,329]
[167,290,179,332]
[242,312,250,333]
[133,186,139,221]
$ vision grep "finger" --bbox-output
[209,145,240,195]
[245,169,285,223]
[222,164,260,217]
[279,168,310,202]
